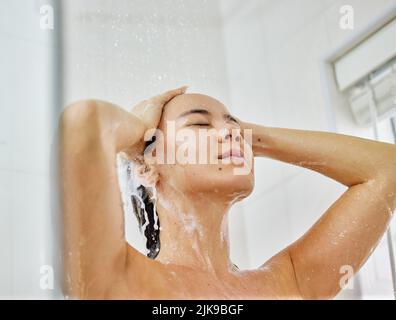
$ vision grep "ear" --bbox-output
[133,162,159,188]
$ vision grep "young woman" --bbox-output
[59,87,396,299]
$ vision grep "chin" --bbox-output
[185,165,255,201]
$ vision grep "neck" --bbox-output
[154,182,234,275]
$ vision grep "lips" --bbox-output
[218,148,244,160]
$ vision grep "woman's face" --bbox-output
[148,93,254,202]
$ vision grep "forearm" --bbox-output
[244,122,396,187]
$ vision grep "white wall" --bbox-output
[0,0,61,298]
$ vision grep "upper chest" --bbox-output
[109,262,293,299]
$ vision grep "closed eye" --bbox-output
[190,123,210,127]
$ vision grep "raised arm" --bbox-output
[59,87,186,298]
[244,122,396,299]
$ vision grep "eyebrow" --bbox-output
[177,108,240,125]
[177,108,211,118]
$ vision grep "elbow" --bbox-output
[60,100,99,130]
[59,100,103,150]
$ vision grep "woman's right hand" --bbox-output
[120,86,187,160]
[130,86,188,133]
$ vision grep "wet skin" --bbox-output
[59,89,396,299]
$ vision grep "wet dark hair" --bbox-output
[130,135,160,259]
[131,186,160,259]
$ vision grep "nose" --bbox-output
[217,127,241,143]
